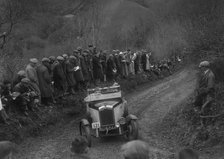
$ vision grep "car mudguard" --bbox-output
[126,114,138,123]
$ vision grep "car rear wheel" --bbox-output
[126,120,138,141]
[80,124,92,147]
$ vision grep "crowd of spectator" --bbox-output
[71,137,199,159]
[0,45,182,124]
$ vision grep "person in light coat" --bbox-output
[25,58,40,98]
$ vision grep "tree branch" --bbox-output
[200,113,224,118]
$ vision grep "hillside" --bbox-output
[1,0,224,78]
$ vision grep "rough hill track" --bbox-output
[15,67,197,159]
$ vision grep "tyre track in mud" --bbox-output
[15,67,197,159]
[124,68,197,158]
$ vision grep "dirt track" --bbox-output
[15,67,197,159]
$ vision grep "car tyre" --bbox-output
[80,124,92,147]
[126,120,138,141]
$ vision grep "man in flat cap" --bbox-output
[78,48,89,89]
[121,140,150,159]
[77,46,82,52]
[12,70,26,88]
[72,50,85,90]
[65,56,76,94]
[194,61,215,115]
[49,56,57,75]
[62,54,68,60]
[106,54,117,82]
[92,49,104,85]
[83,50,94,85]
[53,56,67,98]
[36,58,53,106]
[26,58,39,84]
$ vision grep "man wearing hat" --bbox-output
[53,56,67,98]
[12,70,26,88]
[26,58,39,85]
[78,49,89,89]
[72,50,85,90]
[92,49,104,84]
[88,44,93,53]
[25,58,40,97]
[65,56,76,94]
[84,50,94,84]
[14,78,39,115]
[194,61,215,114]
[77,46,82,52]
[49,56,57,73]
[62,54,68,60]
[121,140,150,159]
[36,58,53,106]
[99,51,107,81]
[106,54,116,82]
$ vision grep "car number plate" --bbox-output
[92,122,100,129]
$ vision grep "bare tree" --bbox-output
[0,0,25,50]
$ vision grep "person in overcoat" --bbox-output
[65,56,76,94]
[36,58,53,105]
[106,54,116,82]
[53,56,67,98]
[194,61,215,114]
[92,52,104,84]
[26,58,40,98]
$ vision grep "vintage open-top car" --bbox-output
[79,84,138,147]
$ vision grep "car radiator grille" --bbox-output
[99,108,114,127]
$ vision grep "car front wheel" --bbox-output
[126,120,138,140]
